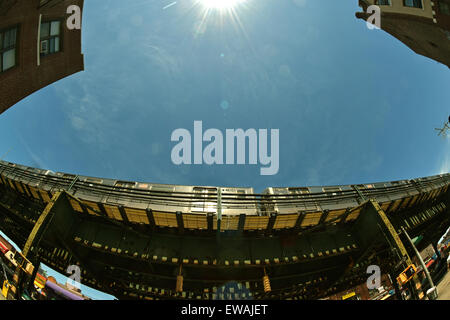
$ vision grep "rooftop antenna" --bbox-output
[435,116,450,138]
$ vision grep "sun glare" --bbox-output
[192,0,250,40]
[199,0,244,9]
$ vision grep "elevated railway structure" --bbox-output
[0,160,448,300]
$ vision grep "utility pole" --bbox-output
[401,227,437,300]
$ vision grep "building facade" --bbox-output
[0,0,84,115]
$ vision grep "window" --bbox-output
[404,0,423,8]
[376,0,391,5]
[192,187,216,213]
[440,2,450,15]
[289,187,310,194]
[236,189,246,199]
[115,181,136,188]
[0,26,18,72]
[40,20,61,57]
[322,187,342,196]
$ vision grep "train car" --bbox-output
[64,172,258,214]
[187,186,257,215]
[263,184,362,213]
[2,159,449,231]
[218,186,257,216]
[0,160,57,203]
[260,174,450,228]
[52,168,260,226]
[262,187,322,215]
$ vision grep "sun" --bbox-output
[191,0,250,40]
[199,0,244,9]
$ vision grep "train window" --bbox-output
[193,187,216,193]
[275,189,289,196]
[151,185,175,192]
[289,187,310,194]
[192,187,216,213]
[236,190,246,199]
[115,181,136,188]
[85,177,103,184]
[323,187,341,196]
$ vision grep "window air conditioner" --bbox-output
[40,40,49,54]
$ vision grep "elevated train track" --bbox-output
[0,159,449,300]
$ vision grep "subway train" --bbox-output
[261,175,448,226]
[0,159,449,232]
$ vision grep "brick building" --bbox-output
[356,0,450,68]
[0,0,84,115]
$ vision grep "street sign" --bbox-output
[342,292,356,300]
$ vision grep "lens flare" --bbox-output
[199,0,244,9]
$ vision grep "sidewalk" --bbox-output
[437,269,450,300]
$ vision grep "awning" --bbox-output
[425,259,434,269]
[412,235,423,245]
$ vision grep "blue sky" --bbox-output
[0,0,449,299]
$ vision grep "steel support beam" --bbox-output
[11,191,72,298]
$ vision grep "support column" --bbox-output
[11,191,75,299]
[369,200,425,300]
[11,192,62,299]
